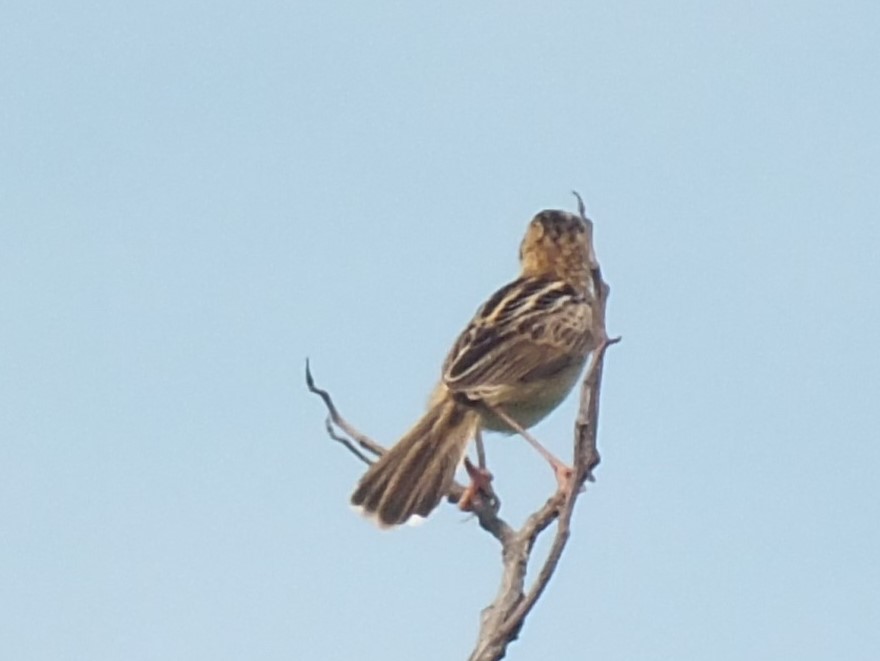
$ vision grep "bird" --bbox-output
[350,208,597,527]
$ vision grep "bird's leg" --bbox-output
[459,428,496,512]
[475,426,488,471]
[482,402,574,489]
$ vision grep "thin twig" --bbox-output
[323,417,374,466]
[305,359,385,458]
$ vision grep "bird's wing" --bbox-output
[441,276,594,398]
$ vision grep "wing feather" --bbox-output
[442,277,594,397]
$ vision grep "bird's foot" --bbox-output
[551,461,588,495]
[459,457,496,512]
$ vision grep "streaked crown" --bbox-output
[519,210,591,293]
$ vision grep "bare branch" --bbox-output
[322,417,374,466]
[479,338,618,657]
[473,501,516,546]
[305,359,385,459]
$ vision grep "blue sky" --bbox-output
[2,2,879,659]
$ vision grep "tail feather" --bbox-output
[351,397,478,527]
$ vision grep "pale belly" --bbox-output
[425,356,588,434]
[478,358,587,432]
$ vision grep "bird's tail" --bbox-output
[351,396,479,527]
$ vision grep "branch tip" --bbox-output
[305,358,314,389]
[572,190,587,220]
